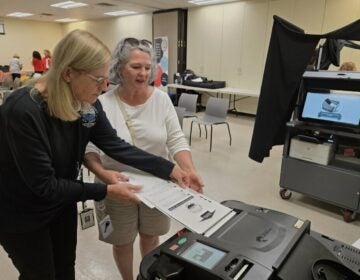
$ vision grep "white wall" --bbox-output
[62,14,153,51]
[1,0,359,94]
[187,0,360,91]
[0,14,152,72]
[0,18,63,70]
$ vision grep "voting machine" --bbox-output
[138,200,360,280]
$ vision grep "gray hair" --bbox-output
[110,38,156,86]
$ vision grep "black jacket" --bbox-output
[0,87,174,233]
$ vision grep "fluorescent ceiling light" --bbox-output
[55,18,78,22]
[188,0,224,4]
[104,10,137,16]
[7,12,33,17]
[51,1,88,9]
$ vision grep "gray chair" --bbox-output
[189,97,232,152]
[178,93,198,116]
[174,106,186,126]
[175,93,199,129]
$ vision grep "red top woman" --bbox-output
[32,50,45,75]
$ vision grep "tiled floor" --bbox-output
[1,114,359,279]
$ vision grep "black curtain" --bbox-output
[249,16,360,163]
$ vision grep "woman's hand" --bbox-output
[188,171,204,194]
[172,151,203,192]
[98,169,129,184]
[169,165,190,188]
[107,182,142,204]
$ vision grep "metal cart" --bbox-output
[279,71,360,222]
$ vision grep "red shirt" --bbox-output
[32,58,45,72]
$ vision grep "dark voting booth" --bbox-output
[249,15,360,162]
[249,15,360,220]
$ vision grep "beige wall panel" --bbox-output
[292,0,325,34]
[0,19,62,70]
[268,0,295,22]
[153,11,179,83]
[187,5,224,80]
[238,0,268,89]
[220,2,246,88]
[187,6,223,79]
[188,1,268,89]
[322,0,360,33]
[202,5,224,80]
[63,14,153,51]
[187,8,207,74]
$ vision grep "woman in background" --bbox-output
[9,53,23,82]
[339,61,357,71]
[32,50,45,76]
[42,49,52,72]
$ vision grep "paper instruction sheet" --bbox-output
[123,171,233,235]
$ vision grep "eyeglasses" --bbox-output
[85,73,108,86]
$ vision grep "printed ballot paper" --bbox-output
[123,171,233,235]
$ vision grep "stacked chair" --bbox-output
[174,93,199,128]
[189,97,232,152]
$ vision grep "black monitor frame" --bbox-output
[297,71,360,132]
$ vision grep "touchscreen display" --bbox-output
[180,242,226,270]
[301,91,360,126]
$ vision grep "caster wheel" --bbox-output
[341,209,357,223]
[280,189,292,200]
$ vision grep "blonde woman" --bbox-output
[0,30,189,280]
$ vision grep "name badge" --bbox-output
[79,208,95,230]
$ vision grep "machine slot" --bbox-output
[230,260,253,280]
[225,258,239,272]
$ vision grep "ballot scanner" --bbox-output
[138,201,360,280]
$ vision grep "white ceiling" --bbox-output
[0,0,239,22]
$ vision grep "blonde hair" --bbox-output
[339,61,357,71]
[44,29,111,121]
[43,49,51,58]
